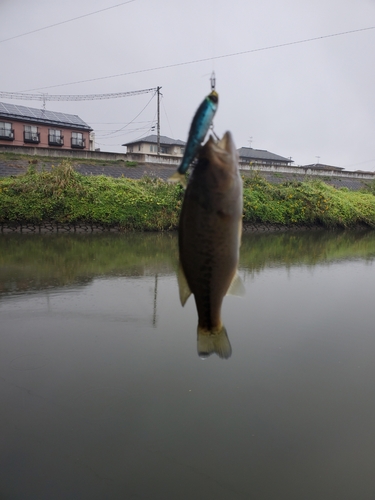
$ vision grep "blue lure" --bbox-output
[169,90,218,184]
[179,90,218,175]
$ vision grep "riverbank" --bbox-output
[0,222,329,233]
[1,161,375,231]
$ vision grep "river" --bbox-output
[1,230,375,499]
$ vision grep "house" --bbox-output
[0,101,93,151]
[123,135,185,156]
[301,163,344,171]
[237,147,292,167]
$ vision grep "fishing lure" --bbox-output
[169,90,218,184]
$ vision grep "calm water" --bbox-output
[1,230,375,499]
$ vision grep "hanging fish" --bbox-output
[169,90,219,184]
[177,131,245,359]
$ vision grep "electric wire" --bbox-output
[0,0,137,44]
[97,91,156,137]
[0,88,156,101]
[22,25,375,92]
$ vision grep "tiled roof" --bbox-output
[301,163,344,171]
[0,102,92,131]
[237,147,290,163]
[123,134,185,147]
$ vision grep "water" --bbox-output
[1,230,375,499]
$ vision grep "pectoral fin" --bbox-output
[177,263,191,306]
[226,272,246,297]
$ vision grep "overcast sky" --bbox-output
[1,0,374,169]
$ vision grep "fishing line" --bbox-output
[210,0,216,90]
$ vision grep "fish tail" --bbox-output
[197,325,232,360]
[167,171,186,187]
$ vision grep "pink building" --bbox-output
[0,102,93,151]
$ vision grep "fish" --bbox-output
[177,131,245,359]
[169,90,218,185]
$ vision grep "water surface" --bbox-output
[1,230,375,499]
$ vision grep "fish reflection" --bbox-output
[177,131,245,359]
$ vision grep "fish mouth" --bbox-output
[216,131,235,153]
[205,131,238,166]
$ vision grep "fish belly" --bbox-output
[179,184,241,331]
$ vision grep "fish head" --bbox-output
[199,131,240,182]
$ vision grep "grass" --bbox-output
[0,161,183,230]
[242,173,375,228]
[1,162,375,230]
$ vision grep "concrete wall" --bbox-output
[1,144,374,181]
[127,142,183,157]
[126,152,181,165]
[240,162,375,180]
[0,144,128,161]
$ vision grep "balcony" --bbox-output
[71,137,86,149]
[0,129,14,141]
[48,135,64,147]
[24,131,40,144]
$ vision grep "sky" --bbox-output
[1,0,375,170]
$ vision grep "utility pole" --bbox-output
[156,86,162,155]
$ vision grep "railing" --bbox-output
[24,131,40,144]
[48,135,64,146]
[0,129,14,141]
[71,137,86,149]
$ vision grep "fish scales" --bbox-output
[178,131,244,359]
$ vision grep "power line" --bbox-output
[23,25,375,92]
[0,0,137,44]
[0,88,157,102]
[99,91,156,137]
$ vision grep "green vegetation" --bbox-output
[1,162,375,230]
[0,161,182,230]
[242,173,375,228]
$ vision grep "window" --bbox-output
[71,132,85,148]
[0,121,14,140]
[48,129,63,146]
[150,144,157,152]
[160,146,168,154]
[24,125,40,143]
[180,147,185,154]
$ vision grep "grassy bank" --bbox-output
[1,161,375,230]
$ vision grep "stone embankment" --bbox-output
[0,156,373,191]
[0,221,338,234]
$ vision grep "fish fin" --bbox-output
[168,171,187,187]
[177,263,191,306]
[197,325,232,360]
[226,272,246,297]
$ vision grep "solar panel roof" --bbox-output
[0,102,92,130]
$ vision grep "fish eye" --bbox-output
[209,93,218,104]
